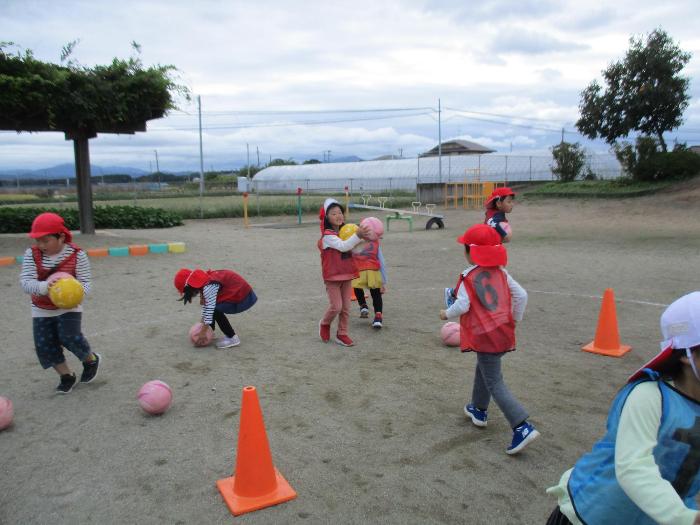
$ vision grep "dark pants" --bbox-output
[545,507,573,525]
[33,312,91,369]
[208,291,257,338]
[353,287,382,313]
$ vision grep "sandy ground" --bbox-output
[1,185,700,524]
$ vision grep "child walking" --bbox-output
[19,212,101,394]
[174,268,257,349]
[546,291,700,525]
[352,232,387,329]
[318,198,370,346]
[444,186,516,309]
[439,223,538,455]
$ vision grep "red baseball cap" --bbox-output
[29,212,72,242]
[173,268,209,293]
[485,187,515,208]
[456,224,507,267]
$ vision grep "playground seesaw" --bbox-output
[348,195,444,231]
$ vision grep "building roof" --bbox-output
[420,139,495,157]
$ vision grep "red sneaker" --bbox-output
[319,321,331,343]
[335,333,354,347]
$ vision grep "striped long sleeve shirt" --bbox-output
[20,245,91,317]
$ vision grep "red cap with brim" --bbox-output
[456,224,507,266]
[29,212,72,243]
[627,344,675,382]
[485,187,515,208]
[173,268,209,293]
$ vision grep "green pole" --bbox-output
[296,187,302,224]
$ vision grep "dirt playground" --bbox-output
[1,186,700,524]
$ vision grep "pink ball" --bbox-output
[0,396,13,431]
[440,322,461,347]
[137,380,173,415]
[47,271,73,286]
[360,216,384,240]
[189,322,213,347]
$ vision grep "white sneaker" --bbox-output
[216,335,241,349]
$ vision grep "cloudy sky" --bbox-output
[2,0,700,172]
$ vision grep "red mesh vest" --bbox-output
[457,267,515,353]
[31,243,80,310]
[352,240,380,271]
[205,269,252,303]
[318,229,358,280]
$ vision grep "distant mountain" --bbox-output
[0,164,150,179]
[329,155,363,163]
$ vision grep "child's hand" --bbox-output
[380,285,386,294]
[196,328,211,346]
[439,310,448,320]
[356,224,372,240]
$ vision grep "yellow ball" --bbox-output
[49,277,84,309]
[339,223,358,240]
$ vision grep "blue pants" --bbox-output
[33,312,92,369]
[210,291,257,337]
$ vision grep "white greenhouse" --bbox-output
[252,153,622,195]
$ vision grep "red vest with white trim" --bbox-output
[317,229,359,280]
[31,243,81,310]
[457,267,515,353]
[206,269,252,303]
[352,240,380,271]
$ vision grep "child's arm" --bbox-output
[75,250,92,295]
[19,248,48,296]
[323,234,363,253]
[615,382,698,524]
[200,283,220,325]
[505,271,527,322]
[377,245,387,285]
[487,213,512,242]
[443,277,469,319]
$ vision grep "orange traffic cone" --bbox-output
[216,386,297,516]
[582,288,631,358]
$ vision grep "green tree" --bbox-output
[576,29,691,152]
[268,158,297,166]
[0,42,188,233]
[303,159,321,164]
[551,142,587,182]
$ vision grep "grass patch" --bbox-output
[0,194,41,204]
[523,179,673,198]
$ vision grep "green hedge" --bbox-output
[0,205,183,234]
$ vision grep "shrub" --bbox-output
[551,142,586,182]
[614,137,700,181]
[0,205,182,234]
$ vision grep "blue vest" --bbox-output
[568,374,700,524]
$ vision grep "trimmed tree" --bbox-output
[551,142,587,182]
[0,42,188,233]
[576,29,691,153]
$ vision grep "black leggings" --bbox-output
[353,287,382,313]
[545,507,573,525]
[210,311,236,338]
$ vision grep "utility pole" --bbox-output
[197,95,205,217]
[438,98,442,183]
[154,149,160,190]
[326,150,332,163]
[246,143,251,181]
[561,128,565,144]
[256,146,260,166]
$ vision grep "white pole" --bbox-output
[197,95,205,218]
[438,98,442,183]
[246,143,250,181]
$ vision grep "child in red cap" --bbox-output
[19,212,101,394]
[484,186,515,242]
[174,268,257,349]
[439,223,538,455]
[317,198,371,347]
[547,291,700,525]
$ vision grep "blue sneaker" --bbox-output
[444,287,455,308]
[506,422,540,455]
[464,404,487,427]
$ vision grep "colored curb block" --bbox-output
[15,256,24,264]
[108,247,130,257]
[87,248,109,257]
[168,242,187,253]
[129,245,149,256]
[0,257,14,266]
[148,243,169,254]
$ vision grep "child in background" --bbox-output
[174,268,257,349]
[19,212,101,394]
[484,186,515,243]
[439,224,538,455]
[318,198,371,346]
[546,291,700,525]
[352,229,387,329]
[443,186,516,309]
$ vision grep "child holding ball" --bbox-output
[318,198,371,346]
[174,268,257,349]
[19,212,100,394]
[352,218,387,329]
